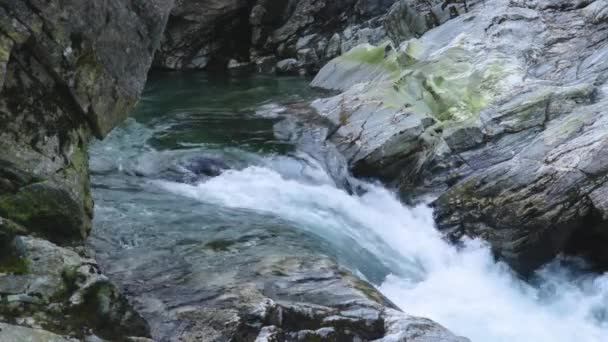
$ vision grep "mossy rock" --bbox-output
[0,216,27,240]
[0,183,85,244]
[0,221,28,274]
[0,254,28,275]
[71,281,150,340]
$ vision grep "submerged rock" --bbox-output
[310,0,608,274]
[181,157,230,178]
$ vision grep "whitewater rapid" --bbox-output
[156,165,608,342]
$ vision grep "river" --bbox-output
[89,72,608,342]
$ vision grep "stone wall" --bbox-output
[0,0,173,339]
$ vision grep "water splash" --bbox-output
[157,166,608,342]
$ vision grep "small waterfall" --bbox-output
[90,73,608,342]
[158,165,608,342]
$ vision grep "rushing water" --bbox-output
[90,72,608,342]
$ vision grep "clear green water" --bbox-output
[135,72,320,153]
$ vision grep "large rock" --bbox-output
[0,323,74,342]
[385,0,475,44]
[154,0,252,70]
[0,0,173,338]
[92,220,468,341]
[311,0,608,274]
[0,0,173,243]
[0,237,149,340]
[156,0,393,73]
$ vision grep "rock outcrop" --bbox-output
[155,0,397,74]
[311,0,608,274]
[0,1,469,341]
[93,216,468,342]
[0,1,472,341]
[0,0,173,339]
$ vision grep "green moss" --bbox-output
[68,281,150,340]
[0,217,27,236]
[342,43,400,74]
[0,35,12,65]
[557,117,584,135]
[342,39,518,127]
[382,44,502,122]
[396,39,424,67]
[0,184,84,243]
[337,270,385,304]
[0,255,28,275]
[343,44,386,64]
[352,278,385,304]
[49,266,83,302]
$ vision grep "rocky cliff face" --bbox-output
[154,0,397,74]
[0,0,173,339]
[311,0,608,274]
[0,1,469,341]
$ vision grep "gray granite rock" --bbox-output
[0,0,173,339]
[93,222,467,342]
[0,0,173,243]
[310,0,608,274]
[0,323,75,342]
[0,237,149,339]
[156,0,393,73]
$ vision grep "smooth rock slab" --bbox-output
[92,217,468,341]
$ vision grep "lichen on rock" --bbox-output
[0,0,174,339]
[310,0,608,274]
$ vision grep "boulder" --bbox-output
[154,0,252,70]
[0,237,150,340]
[255,55,279,73]
[0,0,173,244]
[311,0,608,274]
[0,0,173,338]
[92,222,468,341]
[227,59,254,73]
[276,58,303,75]
[157,0,392,73]
[0,323,74,342]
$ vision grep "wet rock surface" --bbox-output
[92,219,467,342]
[87,72,469,341]
[0,0,173,240]
[0,322,75,342]
[0,0,173,339]
[311,0,608,274]
[0,236,150,340]
[155,0,396,73]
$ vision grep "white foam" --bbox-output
[156,165,608,342]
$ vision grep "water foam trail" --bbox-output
[155,166,608,342]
